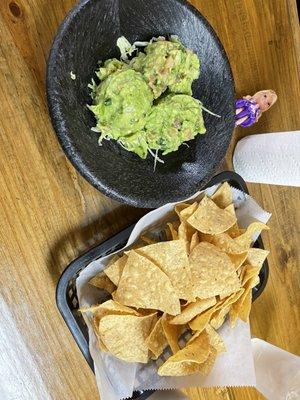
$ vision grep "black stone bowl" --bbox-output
[47,0,235,208]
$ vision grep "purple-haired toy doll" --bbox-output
[235,90,277,127]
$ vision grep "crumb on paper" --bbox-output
[70,71,76,80]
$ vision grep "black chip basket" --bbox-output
[56,171,269,400]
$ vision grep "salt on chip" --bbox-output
[99,313,156,363]
[146,318,168,359]
[187,196,236,235]
[211,182,233,208]
[158,330,211,376]
[136,239,193,301]
[178,221,196,243]
[189,242,241,299]
[224,204,240,238]
[114,251,180,315]
[246,248,269,268]
[104,254,128,286]
[170,297,216,325]
[89,272,116,294]
[161,314,185,354]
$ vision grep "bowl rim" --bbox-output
[46,0,235,208]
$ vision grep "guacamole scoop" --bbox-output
[145,94,206,155]
[89,69,153,140]
[131,38,200,98]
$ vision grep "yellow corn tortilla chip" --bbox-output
[198,347,217,375]
[189,242,241,299]
[246,248,269,268]
[114,251,180,315]
[104,254,128,286]
[170,297,216,325]
[158,330,211,376]
[146,318,168,359]
[161,314,185,354]
[210,233,246,254]
[229,275,257,326]
[187,196,237,235]
[178,221,196,244]
[99,313,156,363]
[241,265,261,286]
[190,232,200,253]
[210,305,230,330]
[136,239,193,301]
[228,252,248,270]
[92,317,109,352]
[224,204,240,238]
[80,300,139,317]
[205,325,226,354]
[166,222,179,240]
[89,272,116,294]
[235,222,270,248]
[175,202,198,221]
[211,182,233,208]
[140,235,157,245]
[189,305,217,331]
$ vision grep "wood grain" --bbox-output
[0,0,299,399]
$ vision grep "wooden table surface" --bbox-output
[0,0,299,399]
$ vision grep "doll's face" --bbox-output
[253,90,278,112]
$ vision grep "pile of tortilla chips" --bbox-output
[82,183,269,377]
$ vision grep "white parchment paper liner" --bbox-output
[76,184,271,400]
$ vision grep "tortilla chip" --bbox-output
[205,325,226,354]
[178,221,196,244]
[89,272,116,294]
[136,239,193,301]
[189,242,241,299]
[210,305,230,330]
[228,252,248,270]
[187,196,236,235]
[198,347,217,375]
[146,318,168,359]
[140,235,157,245]
[189,305,217,331]
[190,232,200,253]
[210,233,247,254]
[246,248,269,268]
[80,299,139,317]
[158,330,211,376]
[175,202,198,221]
[234,222,270,249]
[104,254,128,286]
[114,251,180,315]
[170,297,216,325]
[230,275,257,326]
[211,182,233,208]
[241,265,261,286]
[161,314,185,354]
[99,313,156,363]
[166,222,179,240]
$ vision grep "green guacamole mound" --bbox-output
[88,37,205,160]
[145,94,206,155]
[89,69,153,140]
[131,38,200,98]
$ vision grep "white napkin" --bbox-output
[233,131,300,187]
[252,339,300,400]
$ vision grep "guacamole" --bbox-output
[131,38,200,98]
[89,69,153,140]
[88,37,207,161]
[145,94,206,155]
